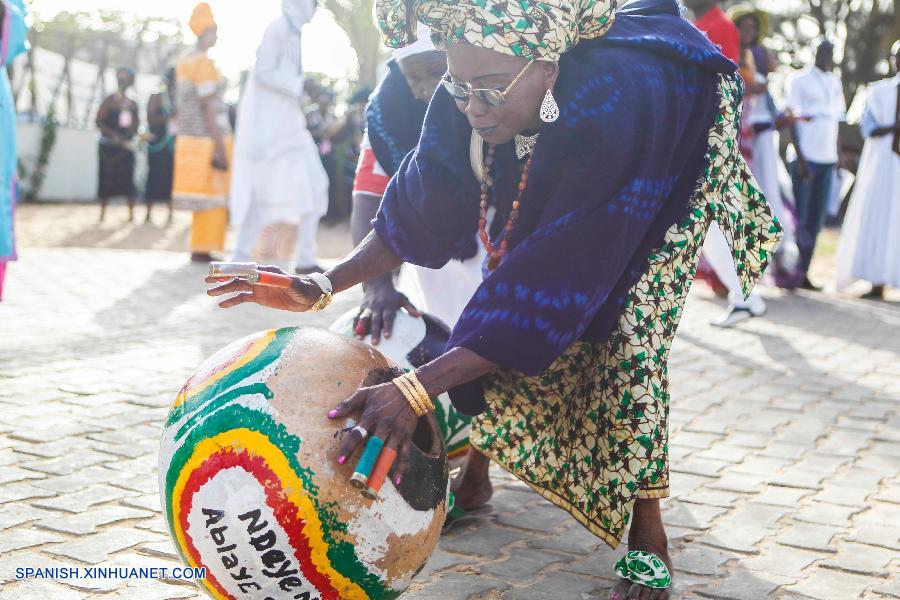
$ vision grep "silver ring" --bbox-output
[352,425,368,439]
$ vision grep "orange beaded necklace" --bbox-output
[479,144,535,271]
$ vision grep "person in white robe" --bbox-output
[836,42,900,300]
[230,0,329,274]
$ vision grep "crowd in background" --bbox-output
[2,0,897,307]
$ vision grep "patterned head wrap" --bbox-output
[189,3,217,37]
[376,0,618,61]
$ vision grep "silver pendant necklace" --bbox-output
[514,132,539,160]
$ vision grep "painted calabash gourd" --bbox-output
[159,327,448,600]
[329,309,473,461]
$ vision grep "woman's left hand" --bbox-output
[328,381,419,487]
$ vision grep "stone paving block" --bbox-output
[0,449,17,466]
[137,540,181,561]
[835,416,883,432]
[786,566,877,600]
[11,439,82,459]
[848,403,895,421]
[767,467,828,490]
[776,522,844,553]
[740,541,821,579]
[753,485,813,507]
[122,494,162,513]
[0,580,87,600]
[847,526,900,552]
[0,527,67,553]
[725,431,772,449]
[704,503,792,554]
[31,466,135,494]
[872,480,900,505]
[0,550,71,584]
[729,455,793,476]
[18,449,111,476]
[134,517,170,536]
[10,421,103,443]
[0,482,56,504]
[495,502,570,533]
[706,472,768,494]
[817,428,874,456]
[855,453,900,473]
[479,547,567,583]
[677,488,745,509]
[556,549,618,579]
[105,454,158,474]
[670,543,731,576]
[0,502,55,530]
[813,468,886,507]
[759,441,809,460]
[114,473,163,495]
[405,572,511,599]
[661,500,729,530]
[694,568,794,600]
[671,457,730,478]
[868,579,900,599]
[693,443,753,464]
[792,501,863,527]
[502,570,606,599]
[529,522,603,556]
[671,431,723,449]
[34,484,136,513]
[734,409,795,433]
[819,541,897,577]
[37,505,154,535]
[413,548,469,581]
[0,465,47,485]
[45,526,164,564]
[668,473,713,498]
[439,523,530,558]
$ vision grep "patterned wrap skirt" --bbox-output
[172,135,233,254]
[470,74,781,549]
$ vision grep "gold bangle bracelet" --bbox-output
[393,376,428,416]
[391,376,419,413]
[403,372,434,414]
[406,372,435,413]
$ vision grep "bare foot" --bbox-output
[450,449,493,510]
[610,499,673,600]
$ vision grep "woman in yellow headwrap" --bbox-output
[208,1,782,597]
[172,2,233,262]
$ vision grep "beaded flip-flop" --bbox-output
[614,550,672,590]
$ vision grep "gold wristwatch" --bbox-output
[306,272,334,312]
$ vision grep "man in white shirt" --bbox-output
[230,0,330,274]
[785,40,847,289]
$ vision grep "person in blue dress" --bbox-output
[0,0,29,301]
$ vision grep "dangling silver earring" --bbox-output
[539,88,559,123]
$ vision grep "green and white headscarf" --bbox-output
[376,0,619,61]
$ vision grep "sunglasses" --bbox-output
[440,61,533,107]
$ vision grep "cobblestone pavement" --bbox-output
[1,205,898,599]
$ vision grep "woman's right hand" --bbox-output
[355,281,420,345]
[206,265,322,312]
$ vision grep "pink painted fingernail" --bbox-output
[338,456,346,465]
[609,593,621,600]
[394,475,402,486]
[328,410,338,418]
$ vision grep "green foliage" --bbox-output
[32,9,184,46]
[23,110,58,202]
[322,0,388,89]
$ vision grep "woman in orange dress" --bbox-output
[172,3,233,262]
